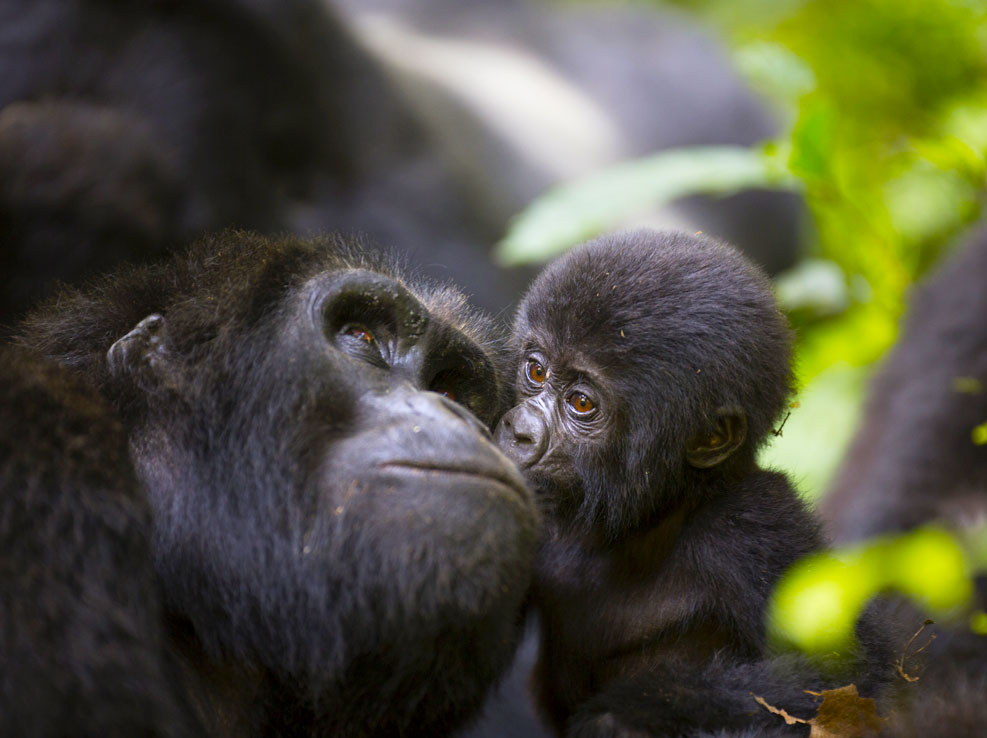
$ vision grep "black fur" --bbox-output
[5,231,539,737]
[503,230,794,541]
[0,347,199,737]
[495,231,863,737]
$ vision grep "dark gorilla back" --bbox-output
[824,227,987,540]
[0,347,199,737]
[7,232,538,737]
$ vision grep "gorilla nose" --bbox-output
[495,405,548,468]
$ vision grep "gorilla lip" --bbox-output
[378,461,528,499]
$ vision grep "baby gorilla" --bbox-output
[496,230,823,737]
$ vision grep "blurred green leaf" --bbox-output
[496,145,798,266]
[953,377,984,395]
[769,526,974,653]
[758,363,868,503]
[884,161,979,252]
[773,259,848,317]
[733,41,815,104]
[794,303,898,384]
[889,527,972,612]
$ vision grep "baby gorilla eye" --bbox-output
[567,392,595,415]
[526,360,547,385]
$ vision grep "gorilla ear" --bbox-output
[107,313,171,386]
[686,406,747,469]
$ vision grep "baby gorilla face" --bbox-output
[495,229,792,540]
[495,342,618,516]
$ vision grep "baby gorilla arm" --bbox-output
[567,658,819,738]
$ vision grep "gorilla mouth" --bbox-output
[378,461,529,499]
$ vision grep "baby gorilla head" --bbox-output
[495,229,792,540]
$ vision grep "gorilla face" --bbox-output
[496,230,792,542]
[29,232,537,736]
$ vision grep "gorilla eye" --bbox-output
[343,325,375,344]
[437,389,456,401]
[337,324,386,367]
[526,360,547,385]
[567,392,595,415]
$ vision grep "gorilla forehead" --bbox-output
[151,232,484,344]
[23,230,495,386]
[517,230,788,375]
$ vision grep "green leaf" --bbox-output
[734,41,816,102]
[495,144,798,266]
[769,526,973,653]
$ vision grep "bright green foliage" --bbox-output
[702,0,987,384]
[764,0,987,309]
[769,527,975,653]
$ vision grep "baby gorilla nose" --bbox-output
[495,403,548,468]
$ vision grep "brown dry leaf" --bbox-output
[806,685,883,738]
[753,685,883,738]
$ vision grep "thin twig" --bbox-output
[896,619,936,683]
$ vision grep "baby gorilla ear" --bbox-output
[686,406,747,469]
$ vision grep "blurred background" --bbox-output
[3,0,986,732]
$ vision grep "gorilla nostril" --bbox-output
[494,405,548,469]
[502,417,534,445]
[514,428,534,445]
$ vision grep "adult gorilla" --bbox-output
[2,232,538,737]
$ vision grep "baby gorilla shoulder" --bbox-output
[496,230,827,737]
